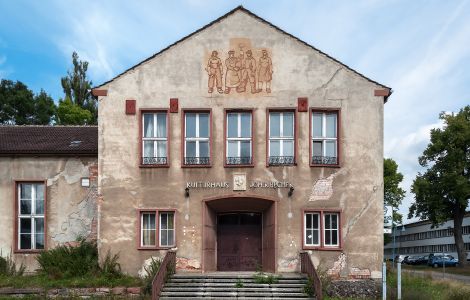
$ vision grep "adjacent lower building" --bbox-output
[93,6,391,279]
[0,126,98,272]
[384,214,470,261]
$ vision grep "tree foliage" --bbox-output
[0,79,56,125]
[60,52,97,124]
[384,158,406,224]
[57,97,93,125]
[409,106,470,266]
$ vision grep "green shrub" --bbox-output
[304,276,315,297]
[316,260,332,294]
[100,250,122,278]
[36,239,99,278]
[0,251,25,276]
[253,272,279,284]
[143,257,163,294]
[235,278,244,288]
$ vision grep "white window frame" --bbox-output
[268,111,294,158]
[323,213,339,247]
[304,212,320,247]
[184,112,210,161]
[140,212,157,247]
[226,112,252,161]
[311,111,338,163]
[159,212,175,247]
[142,112,168,163]
[18,183,45,250]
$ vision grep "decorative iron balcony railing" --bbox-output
[226,157,252,165]
[311,156,337,165]
[184,156,210,165]
[268,156,294,165]
[142,157,168,165]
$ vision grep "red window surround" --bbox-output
[139,109,170,168]
[14,180,47,253]
[302,209,342,251]
[181,109,212,168]
[309,108,341,168]
[136,208,177,250]
[266,108,297,167]
[224,109,255,168]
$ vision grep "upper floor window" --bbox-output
[184,111,211,166]
[311,110,339,166]
[17,182,45,251]
[142,112,168,166]
[268,111,295,165]
[226,112,252,166]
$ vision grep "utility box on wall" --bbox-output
[126,100,136,115]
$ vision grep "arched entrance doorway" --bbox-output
[202,195,277,272]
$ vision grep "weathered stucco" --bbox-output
[97,10,385,278]
[0,156,98,272]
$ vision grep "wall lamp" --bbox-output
[185,187,190,198]
[288,186,294,197]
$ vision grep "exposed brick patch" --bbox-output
[348,267,371,279]
[176,257,201,270]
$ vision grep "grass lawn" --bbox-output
[402,264,470,277]
[0,274,142,289]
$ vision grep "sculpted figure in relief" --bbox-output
[205,51,224,94]
[257,49,273,93]
[224,50,241,94]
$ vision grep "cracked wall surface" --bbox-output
[0,157,98,272]
[98,10,385,277]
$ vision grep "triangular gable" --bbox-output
[94,6,391,99]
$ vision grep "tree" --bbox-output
[384,158,406,245]
[0,79,56,125]
[61,52,97,124]
[56,97,93,125]
[409,106,470,267]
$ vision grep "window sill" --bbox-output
[303,246,342,251]
[137,246,175,251]
[139,164,170,168]
[181,164,212,168]
[267,163,297,167]
[310,163,340,168]
[224,164,255,168]
[14,249,44,254]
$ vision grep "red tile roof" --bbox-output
[0,126,97,155]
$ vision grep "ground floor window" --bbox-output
[139,210,175,248]
[17,182,45,251]
[304,210,340,249]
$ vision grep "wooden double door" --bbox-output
[217,212,262,271]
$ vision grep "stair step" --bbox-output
[160,298,315,300]
[160,291,309,297]
[168,278,307,283]
[165,282,306,288]
[163,287,305,292]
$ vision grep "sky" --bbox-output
[1,0,469,223]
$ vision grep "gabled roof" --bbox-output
[94,5,391,93]
[0,126,98,156]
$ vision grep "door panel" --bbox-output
[217,213,262,271]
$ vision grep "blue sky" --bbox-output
[1,0,469,222]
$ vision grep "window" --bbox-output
[226,111,252,165]
[311,110,339,166]
[184,111,210,166]
[303,211,341,249]
[17,182,45,251]
[142,112,168,165]
[139,210,175,248]
[268,111,295,165]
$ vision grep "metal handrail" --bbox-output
[151,250,176,300]
[300,251,323,300]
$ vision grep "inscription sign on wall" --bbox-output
[185,180,292,190]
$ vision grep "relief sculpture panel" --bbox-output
[205,38,273,95]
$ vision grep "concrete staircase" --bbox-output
[159,273,315,299]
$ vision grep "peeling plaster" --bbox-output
[47,159,89,186]
[308,173,337,201]
[176,257,201,270]
[327,252,346,278]
[278,256,298,271]
[51,185,97,244]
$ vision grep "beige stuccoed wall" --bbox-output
[98,10,385,278]
[0,156,98,273]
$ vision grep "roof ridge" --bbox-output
[94,5,391,91]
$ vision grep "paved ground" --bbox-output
[403,269,470,283]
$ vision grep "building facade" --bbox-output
[384,214,470,261]
[0,126,98,272]
[94,7,390,279]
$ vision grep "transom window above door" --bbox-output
[142,111,168,166]
[184,111,211,166]
[226,111,253,166]
[268,111,295,166]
